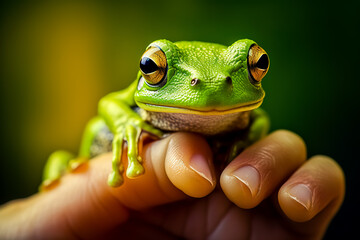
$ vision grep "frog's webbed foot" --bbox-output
[107,121,162,187]
[40,150,84,191]
[40,178,61,191]
[225,108,270,164]
[227,140,248,163]
[68,157,89,173]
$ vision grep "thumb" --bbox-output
[0,132,215,239]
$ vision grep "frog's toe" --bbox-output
[126,160,145,178]
[39,178,60,192]
[68,157,89,173]
[107,171,124,187]
[141,124,163,138]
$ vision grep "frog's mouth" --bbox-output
[136,99,263,116]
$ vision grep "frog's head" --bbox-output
[134,39,269,116]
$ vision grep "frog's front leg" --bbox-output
[107,121,162,187]
[100,82,162,187]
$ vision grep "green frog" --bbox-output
[40,39,270,189]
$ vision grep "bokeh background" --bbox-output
[0,0,358,238]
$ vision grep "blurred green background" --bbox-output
[0,0,358,238]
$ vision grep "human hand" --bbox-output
[0,130,344,239]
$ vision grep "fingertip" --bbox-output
[220,165,261,209]
[278,183,314,222]
[165,132,216,198]
[104,132,215,209]
[22,132,217,239]
[220,130,307,209]
[273,129,307,156]
[278,155,345,223]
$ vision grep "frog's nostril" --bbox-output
[191,78,200,86]
[225,76,232,85]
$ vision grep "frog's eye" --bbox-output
[248,44,270,83]
[139,46,167,86]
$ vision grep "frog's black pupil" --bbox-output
[140,57,158,74]
[256,54,269,70]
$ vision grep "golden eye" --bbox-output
[248,44,270,83]
[139,46,167,85]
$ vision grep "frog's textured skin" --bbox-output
[135,40,264,114]
[40,39,270,190]
[136,107,251,135]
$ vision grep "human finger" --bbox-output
[110,132,216,208]
[278,155,345,225]
[0,132,215,239]
[220,130,307,209]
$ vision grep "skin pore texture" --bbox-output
[0,131,345,239]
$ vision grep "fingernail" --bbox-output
[286,184,312,210]
[189,154,214,185]
[232,165,260,197]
